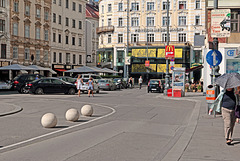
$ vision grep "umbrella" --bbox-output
[0,64,35,70]
[65,66,102,73]
[215,73,240,89]
[28,65,57,74]
[103,68,119,74]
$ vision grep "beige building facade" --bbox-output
[51,0,86,76]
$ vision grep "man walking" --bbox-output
[138,76,143,89]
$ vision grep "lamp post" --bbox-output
[124,0,130,79]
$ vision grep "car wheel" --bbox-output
[20,86,29,94]
[68,88,75,95]
[96,89,100,93]
[35,88,44,95]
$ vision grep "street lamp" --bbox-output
[124,0,130,79]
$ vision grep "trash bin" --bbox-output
[173,89,182,97]
[167,89,172,97]
[206,85,217,104]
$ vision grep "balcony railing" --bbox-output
[96,26,114,34]
[129,41,191,46]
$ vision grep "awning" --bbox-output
[55,69,67,72]
[186,65,203,73]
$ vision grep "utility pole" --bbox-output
[212,0,218,85]
[124,0,130,79]
[164,0,170,95]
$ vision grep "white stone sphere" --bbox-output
[81,105,93,116]
[65,108,79,122]
[41,113,57,128]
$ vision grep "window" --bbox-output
[72,19,76,28]
[79,38,82,46]
[131,2,139,11]
[118,34,123,43]
[102,19,104,26]
[73,2,76,11]
[0,0,5,7]
[58,34,61,43]
[13,47,18,59]
[147,2,154,11]
[66,35,69,44]
[73,54,76,64]
[79,4,82,12]
[231,11,239,32]
[118,18,123,27]
[36,8,41,18]
[118,3,123,11]
[59,53,62,63]
[59,15,61,24]
[44,50,48,61]
[0,19,5,32]
[25,5,30,16]
[131,34,139,43]
[162,16,170,26]
[14,2,19,12]
[79,21,82,29]
[44,10,49,20]
[36,50,40,61]
[66,0,69,8]
[44,30,48,41]
[131,17,139,27]
[179,16,186,26]
[36,28,40,39]
[25,25,30,38]
[179,1,186,9]
[53,0,56,4]
[195,16,200,25]
[25,48,30,60]
[162,33,170,42]
[53,13,56,23]
[178,33,186,42]
[162,2,170,10]
[117,51,124,63]
[102,5,104,13]
[196,0,200,9]
[59,0,61,6]
[108,34,111,43]
[147,17,154,26]
[65,17,69,26]
[108,18,111,26]
[72,37,75,45]
[53,33,56,42]
[108,4,112,12]
[53,52,56,62]
[147,34,154,42]
[79,55,82,64]
[66,53,70,63]
[13,23,18,36]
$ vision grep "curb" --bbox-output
[0,104,23,117]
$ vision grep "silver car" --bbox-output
[80,79,100,93]
[98,79,117,91]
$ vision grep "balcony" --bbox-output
[96,26,114,34]
[129,41,191,47]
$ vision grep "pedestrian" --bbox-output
[88,77,94,97]
[35,75,39,80]
[76,74,83,97]
[221,88,236,145]
[129,77,133,88]
[138,76,143,89]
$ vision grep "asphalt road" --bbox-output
[0,87,196,161]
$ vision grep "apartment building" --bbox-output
[9,0,51,68]
[97,0,206,81]
[0,0,11,68]
[51,0,86,76]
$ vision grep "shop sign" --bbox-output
[125,56,131,65]
[225,48,237,59]
[54,65,64,69]
[165,45,175,59]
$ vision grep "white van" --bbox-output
[80,74,102,80]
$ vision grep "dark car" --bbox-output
[26,77,77,95]
[147,79,163,93]
[12,74,44,93]
[57,76,77,84]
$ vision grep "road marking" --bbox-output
[0,100,116,152]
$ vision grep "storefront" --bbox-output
[96,48,114,69]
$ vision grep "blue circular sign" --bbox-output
[206,50,222,66]
[170,66,174,70]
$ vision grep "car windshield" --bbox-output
[98,80,108,83]
[82,79,89,83]
[150,80,159,84]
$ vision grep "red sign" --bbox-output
[165,45,175,59]
[145,60,150,67]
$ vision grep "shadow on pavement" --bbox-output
[0,90,18,95]
[75,120,89,123]
[232,138,240,145]
[53,126,69,129]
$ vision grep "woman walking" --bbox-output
[76,75,83,97]
[88,77,94,97]
[221,88,236,145]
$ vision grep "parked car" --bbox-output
[12,74,44,93]
[80,78,100,93]
[25,77,77,95]
[75,74,102,81]
[57,76,76,84]
[147,79,163,93]
[113,78,127,89]
[0,81,12,90]
[98,79,117,91]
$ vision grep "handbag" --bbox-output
[235,105,240,118]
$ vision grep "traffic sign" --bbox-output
[170,61,175,66]
[206,50,222,66]
[170,66,174,70]
[165,45,175,59]
[145,60,150,67]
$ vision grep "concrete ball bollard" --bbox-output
[41,113,57,128]
[65,108,79,122]
[81,105,93,116]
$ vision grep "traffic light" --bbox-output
[97,62,101,67]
